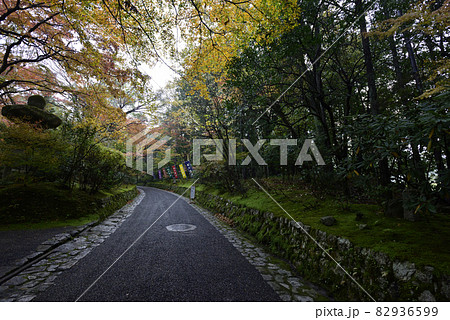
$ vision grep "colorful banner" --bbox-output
[162,167,168,178]
[179,164,187,178]
[172,165,179,179]
[185,160,193,177]
[166,167,173,178]
[158,170,162,179]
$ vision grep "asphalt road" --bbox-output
[35,187,280,301]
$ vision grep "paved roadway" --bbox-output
[35,187,280,301]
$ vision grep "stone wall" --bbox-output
[149,183,449,302]
[97,187,138,221]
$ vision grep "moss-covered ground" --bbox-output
[154,178,450,274]
[0,183,136,231]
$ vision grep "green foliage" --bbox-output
[79,145,126,193]
[0,122,67,183]
[341,91,450,214]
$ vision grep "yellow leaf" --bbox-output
[407,173,411,181]
[427,139,432,151]
[428,127,435,139]
[391,151,399,158]
[353,170,360,176]
[356,146,360,155]
[414,204,421,214]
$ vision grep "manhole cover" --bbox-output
[166,224,197,232]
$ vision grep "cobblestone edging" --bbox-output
[156,187,330,302]
[149,184,450,302]
[0,188,145,302]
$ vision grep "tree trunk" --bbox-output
[355,0,379,115]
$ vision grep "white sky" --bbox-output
[146,61,179,90]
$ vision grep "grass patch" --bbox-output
[0,183,136,230]
[153,178,450,274]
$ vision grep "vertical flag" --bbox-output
[179,164,187,178]
[162,167,168,178]
[185,160,194,177]
[158,170,162,179]
[172,165,179,179]
[166,167,173,178]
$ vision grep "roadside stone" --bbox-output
[280,283,290,290]
[34,283,51,292]
[24,265,48,273]
[4,276,27,286]
[22,280,42,289]
[261,274,273,281]
[393,261,416,281]
[278,269,292,277]
[16,295,35,302]
[294,295,314,302]
[268,281,282,291]
[33,272,51,278]
[36,244,53,252]
[288,277,303,288]
[279,294,291,301]
[440,279,450,299]
[358,224,368,230]
[415,269,433,284]
[320,216,337,226]
[46,265,58,272]
[418,290,436,302]
[25,252,42,261]
[58,260,78,271]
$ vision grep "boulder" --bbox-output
[393,261,416,281]
[418,290,436,302]
[320,216,337,226]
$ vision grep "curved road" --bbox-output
[35,187,280,301]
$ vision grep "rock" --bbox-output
[25,252,42,261]
[294,295,314,302]
[414,267,434,284]
[27,95,46,109]
[16,295,35,302]
[279,294,291,301]
[393,261,416,281]
[374,252,389,266]
[440,278,450,299]
[337,237,351,251]
[418,290,436,302]
[320,216,337,226]
[4,276,27,286]
[358,224,368,230]
[287,277,303,288]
